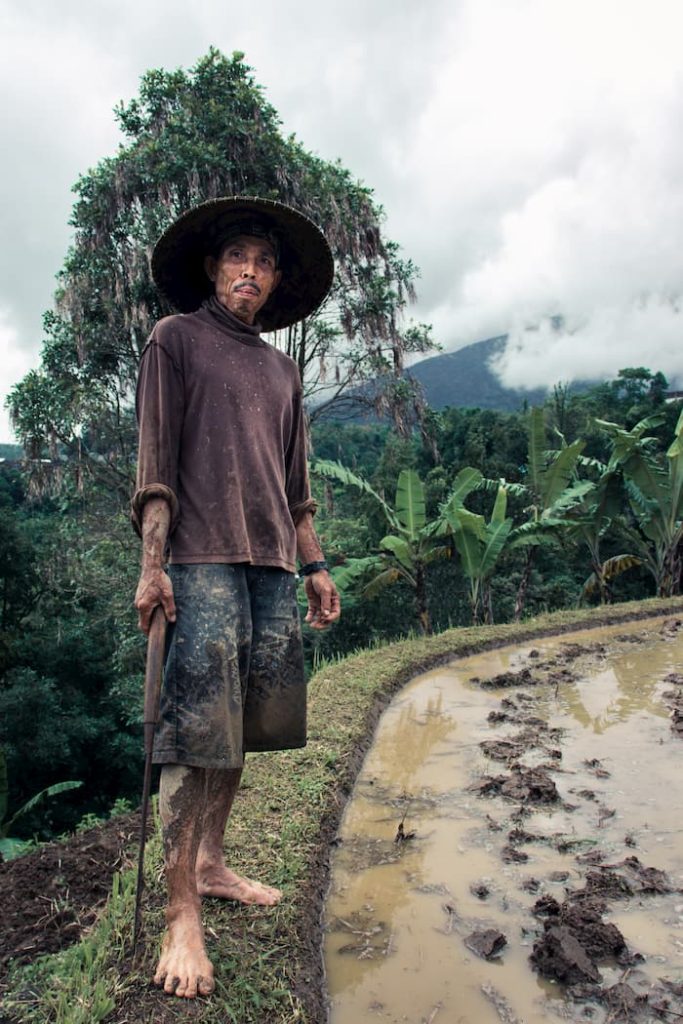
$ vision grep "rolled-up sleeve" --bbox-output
[130,335,184,537]
[285,388,317,525]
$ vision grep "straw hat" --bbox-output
[151,196,334,332]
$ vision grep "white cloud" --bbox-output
[394,0,683,389]
[493,299,683,390]
[0,309,36,445]
[3,0,683,439]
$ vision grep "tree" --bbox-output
[313,460,452,634]
[511,408,591,620]
[565,460,642,604]
[8,49,434,494]
[597,411,683,596]
[444,478,514,625]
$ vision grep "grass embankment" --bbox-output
[5,596,683,1024]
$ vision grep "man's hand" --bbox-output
[135,497,175,634]
[135,567,176,635]
[304,570,341,630]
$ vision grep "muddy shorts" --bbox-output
[152,563,306,769]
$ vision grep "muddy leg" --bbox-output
[153,764,215,998]
[195,767,282,905]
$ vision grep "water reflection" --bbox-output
[325,619,683,1024]
[551,633,678,732]
[369,689,455,786]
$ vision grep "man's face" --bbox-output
[204,235,281,324]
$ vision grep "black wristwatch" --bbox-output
[299,560,329,576]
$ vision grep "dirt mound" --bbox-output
[0,812,139,971]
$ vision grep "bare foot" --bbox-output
[196,862,282,905]
[153,908,215,999]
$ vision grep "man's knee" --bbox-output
[159,763,203,823]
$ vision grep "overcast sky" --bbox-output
[2,0,683,442]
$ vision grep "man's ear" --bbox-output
[204,254,217,282]
[272,269,282,292]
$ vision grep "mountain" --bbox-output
[0,443,22,461]
[407,335,548,412]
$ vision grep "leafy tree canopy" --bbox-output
[8,48,434,495]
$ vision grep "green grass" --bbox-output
[4,595,683,1023]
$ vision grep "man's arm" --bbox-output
[296,511,340,631]
[134,497,177,635]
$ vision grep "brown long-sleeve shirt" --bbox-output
[132,298,315,572]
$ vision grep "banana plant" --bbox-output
[443,481,514,624]
[313,460,451,634]
[597,411,683,596]
[511,407,593,620]
[559,457,642,603]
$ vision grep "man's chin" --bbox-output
[219,297,259,324]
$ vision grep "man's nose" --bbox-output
[241,257,258,277]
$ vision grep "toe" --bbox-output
[164,974,180,995]
[198,974,215,996]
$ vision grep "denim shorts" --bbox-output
[152,563,306,769]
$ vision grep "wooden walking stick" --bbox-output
[133,605,167,948]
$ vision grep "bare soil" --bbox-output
[0,813,140,971]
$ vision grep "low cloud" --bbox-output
[2,0,683,440]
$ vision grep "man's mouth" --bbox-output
[235,283,260,296]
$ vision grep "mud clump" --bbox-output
[576,848,605,865]
[501,844,529,863]
[568,857,678,901]
[603,982,648,1018]
[530,857,678,994]
[469,765,560,804]
[583,867,633,899]
[604,855,677,894]
[531,926,601,984]
[480,738,525,762]
[478,667,537,689]
[500,766,559,804]
[468,775,508,797]
[583,757,611,778]
[465,928,507,960]
[530,894,628,984]
[487,709,514,724]
[662,675,683,737]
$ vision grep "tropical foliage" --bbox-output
[597,411,683,596]
[444,478,514,624]
[313,459,450,633]
[510,407,592,619]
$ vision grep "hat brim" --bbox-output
[151,196,334,332]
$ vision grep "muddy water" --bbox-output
[324,618,683,1024]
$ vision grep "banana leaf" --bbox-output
[395,470,426,538]
[380,534,414,571]
[313,458,398,528]
[480,517,514,576]
[363,567,404,598]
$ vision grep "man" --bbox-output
[132,196,341,999]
